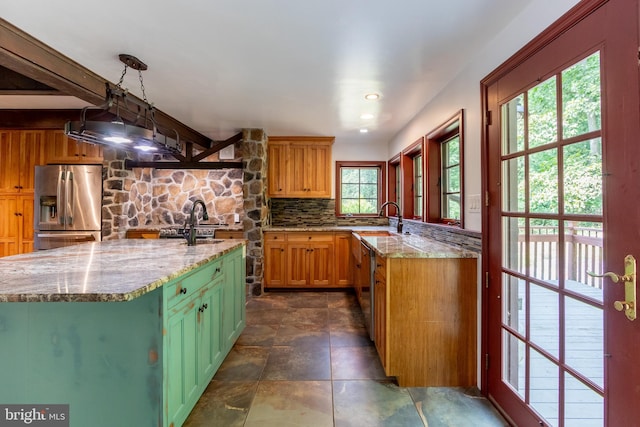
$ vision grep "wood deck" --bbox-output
[516,280,603,426]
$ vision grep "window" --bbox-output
[413,154,423,217]
[426,109,464,226]
[335,161,386,216]
[400,137,424,220]
[387,154,401,217]
[441,135,461,221]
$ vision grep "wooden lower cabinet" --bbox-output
[373,254,477,387]
[286,233,334,286]
[264,232,287,287]
[0,194,34,257]
[264,231,352,288]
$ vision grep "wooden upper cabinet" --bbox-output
[44,130,103,164]
[267,141,288,197]
[267,136,334,198]
[0,130,46,193]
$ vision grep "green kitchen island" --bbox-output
[0,239,246,427]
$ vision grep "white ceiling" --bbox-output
[2,0,532,145]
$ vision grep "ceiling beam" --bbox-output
[0,18,213,149]
[0,109,83,128]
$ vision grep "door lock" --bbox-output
[587,255,637,321]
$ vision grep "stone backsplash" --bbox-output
[102,128,268,300]
[391,218,482,252]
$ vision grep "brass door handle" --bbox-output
[587,255,636,321]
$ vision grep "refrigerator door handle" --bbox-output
[56,170,65,225]
[65,170,74,226]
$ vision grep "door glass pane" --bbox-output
[529,76,558,148]
[564,373,603,427]
[502,156,525,212]
[498,50,603,427]
[502,329,526,399]
[530,283,559,358]
[565,297,603,388]
[529,148,558,213]
[502,94,525,154]
[529,219,559,283]
[564,221,603,301]
[503,217,525,274]
[530,348,559,426]
[562,52,601,139]
[563,139,602,215]
[503,273,526,335]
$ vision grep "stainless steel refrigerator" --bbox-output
[34,164,103,250]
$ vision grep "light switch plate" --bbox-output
[468,194,481,213]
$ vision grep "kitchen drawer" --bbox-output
[215,230,244,239]
[264,232,286,242]
[166,258,223,308]
[286,232,334,242]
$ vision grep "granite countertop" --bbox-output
[359,234,477,259]
[0,239,245,303]
[265,225,476,259]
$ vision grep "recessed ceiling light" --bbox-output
[360,129,369,133]
[364,93,380,100]
[360,113,374,120]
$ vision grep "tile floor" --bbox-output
[184,291,509,427]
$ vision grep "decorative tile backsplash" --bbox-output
[270,198,388,227]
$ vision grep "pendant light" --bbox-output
[64,54,182,154]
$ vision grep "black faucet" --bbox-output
[379,201,403,234]
[184,200,209,246]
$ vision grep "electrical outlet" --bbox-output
[234,213,240,223]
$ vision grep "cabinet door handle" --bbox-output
[14,186,20,189]
[215,267,221,273]
[179,287,187,294]
[280,248,284,252]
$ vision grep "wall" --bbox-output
[388,0,581,232]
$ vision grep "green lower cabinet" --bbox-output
[223,251,245,346]
[164,246,246,427]
[166,295,200,425]
[0,246,245,427]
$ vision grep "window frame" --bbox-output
[387,153,401,217]
[400,137,424,220]
[335,161,386,217]
[425,109,465,227]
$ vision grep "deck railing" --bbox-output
[518,224,603,288]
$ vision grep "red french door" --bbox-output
[483,1,640,426]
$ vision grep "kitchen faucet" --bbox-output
[379,201,403,234]
[184,199,209,246]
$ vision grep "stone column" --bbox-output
[239,128,268,299]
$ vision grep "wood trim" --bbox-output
[334,161,386,217]
[268,136,335,144]
[124,160,243,170]
[479,0,610,398]
[387,153,401,216]
[425,109,464,227]
[0,18,213,149]
[400,137,424,220]
[480,0,608,86]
